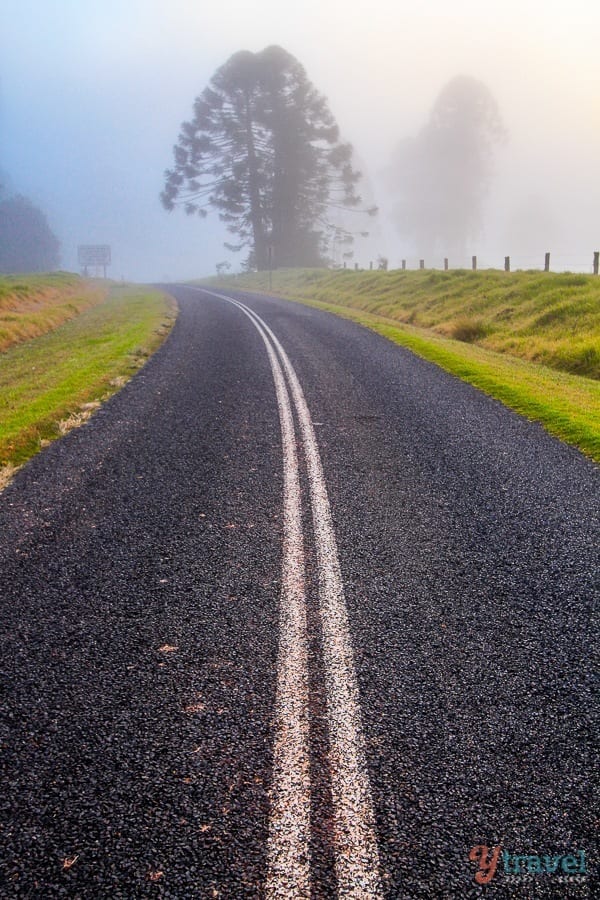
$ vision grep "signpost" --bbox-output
[267,244,273,291]
[78,245,111,278]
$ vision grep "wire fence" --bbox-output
[342,251,600,275]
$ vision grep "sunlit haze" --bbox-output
[1,0,598,279]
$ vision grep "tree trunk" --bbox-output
[245,94,266,269]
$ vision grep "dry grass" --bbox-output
[0,272,107,351]
[450,317,488,343]
[0,463,18,491]
[56,402,101,436]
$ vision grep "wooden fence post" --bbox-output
[504,256,510,272]
[594,251,599,275]
[419,259,425,270]
[472,255,477,271]
[544,252,550,272]
[402,259,406,270]
[444,258,449,271]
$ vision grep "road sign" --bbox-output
[78,245,111,267]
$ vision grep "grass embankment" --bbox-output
[206,268,600,462]
[0,272,106,351]
[0,280,176,486]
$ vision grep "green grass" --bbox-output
[0,272,105,351]
[0,271,80,302]
[0,284,176,476]
[204,269,600,462]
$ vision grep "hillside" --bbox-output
[0,272,106,351]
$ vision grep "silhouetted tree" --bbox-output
[161,45,374,269]
[386,76,506,260]
[0,194,60,272]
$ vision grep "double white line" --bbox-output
[197,289,382,898]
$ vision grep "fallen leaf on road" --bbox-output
[147,869,164,882]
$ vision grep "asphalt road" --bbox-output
[0,285,597,899]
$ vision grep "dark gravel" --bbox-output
[1,285,598,898]
[226,288,598,899]
[1,289,282,897]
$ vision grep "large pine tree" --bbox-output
[161,46,370,269]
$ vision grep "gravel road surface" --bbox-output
[1,285,597,898]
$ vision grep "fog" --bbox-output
[1,0,598,280]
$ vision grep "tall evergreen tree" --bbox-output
[386,76,506,260]
[161,46,372,269]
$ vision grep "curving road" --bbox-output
[1,286,597,898]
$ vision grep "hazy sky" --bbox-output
[1,0,598,279]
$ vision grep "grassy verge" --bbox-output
[0,272,106,351]
[0,283,176,486]
[204,270,600,462]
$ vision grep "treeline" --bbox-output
[0,186,60,273]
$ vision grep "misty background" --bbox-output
[1,0,598,280]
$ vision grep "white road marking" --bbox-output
[196,288,382,897]
[210,296,311,897]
